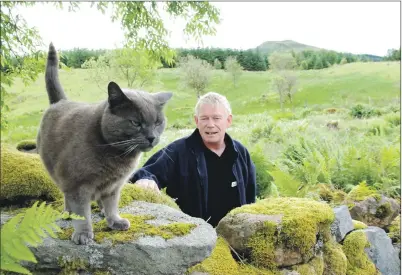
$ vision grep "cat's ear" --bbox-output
[153,92,173,107]
[108,82,130,110]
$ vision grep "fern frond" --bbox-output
[0,201,63,274]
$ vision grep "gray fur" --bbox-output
[37,43,172,245]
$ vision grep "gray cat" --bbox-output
[37,43,172,245]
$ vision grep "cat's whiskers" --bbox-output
[98,137,144,147]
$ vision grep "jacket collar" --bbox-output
[185,128,239,156]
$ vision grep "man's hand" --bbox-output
[135,179,161,194]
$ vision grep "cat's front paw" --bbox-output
[108,218,130,231]
[71,231,94,245]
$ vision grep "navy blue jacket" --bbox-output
[129,129,256,221]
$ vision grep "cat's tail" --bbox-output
[45,42,67,104]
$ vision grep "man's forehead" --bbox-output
[199,103,226,112]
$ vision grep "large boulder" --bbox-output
[363,226,400,275]
[19,201,217,275]
[342,230,379,275]
[330,205,354,242]
[342,226,400,275]
[347,182,400,228]
[216,198,334,269]
[349,195,400,229]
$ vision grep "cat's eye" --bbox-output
[155,120,162,126]
[130,120,141,127]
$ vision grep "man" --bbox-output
[130,92,256,227]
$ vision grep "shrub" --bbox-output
[250,123,275,143]
[250,149,274,198]
[350,104,381,119]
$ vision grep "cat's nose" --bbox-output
[147,137,155,144]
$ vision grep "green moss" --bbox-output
[58,214,195,244]
[388,215,400,243]
[332,190,347,205]
[16,139,36,151]
[246,221,277,269]
[93,271,111,275]
[0,144,63,206]
[323,241,347,275]
[188,237,241,275]
[119,184,179,210]
[375,202,392,219]
[342,231,379,275]
[352,220,368,230]
[347,181,381,202]
[187,237,277,275]
[293,255,324,275]
[58,256,89,275]
[230,197,334,266]
[317,183,334,202]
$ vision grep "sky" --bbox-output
[17,2,401,56]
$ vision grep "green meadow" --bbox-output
[2,61,400,199]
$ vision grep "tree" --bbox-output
[108,48,160,88]
[213,58,222,69]
[0,2,220,129]
[271,72,298,110]
[179,55,213,98]
[268,52,298,109]
[385,48,401,61]
[81,55,114,91]
[224,56,243,87]
[268,51,297,70]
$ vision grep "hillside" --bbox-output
[253,40,384,62]
[2,61,399,145]
[254,40,321,55]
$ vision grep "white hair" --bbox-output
[194,92,232,117]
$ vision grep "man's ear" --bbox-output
[227,114,233,127]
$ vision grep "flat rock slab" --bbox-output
[21,201,217,275]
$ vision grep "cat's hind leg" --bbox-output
[99,188,130,231]
[65,191,94,245]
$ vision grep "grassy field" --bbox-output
[2,61,400,198]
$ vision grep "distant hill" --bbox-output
[252,40,383,62]
[253,40,321,55]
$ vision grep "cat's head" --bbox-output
[101,81,172,154]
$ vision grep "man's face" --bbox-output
[194,103,232,146]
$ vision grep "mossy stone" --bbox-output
[352,220,368,230]
[119,184,179,210]
[188,237,277,275]
[323,241,347,275]
[388,215,400,243]
[342,231,380,275]
[58,214,196,244]
[229,197,334,269]
[347,181,380,202]
[0,144,62,207]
